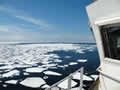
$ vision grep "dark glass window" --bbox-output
[101,25,120,60]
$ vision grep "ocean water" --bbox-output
[0,43,100,90]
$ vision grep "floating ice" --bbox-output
[58,79,77,89]
[43,76,48,79]
[91,75,98,80]
[42,64,57,68]
[69,62,78,65]
[2,70,20,78]
[23,72,30,75]
[44,71,62,76]
[71,87,84,90]
[76,50,85,54]
[0,65,14,70]
[58,65,64,68]
[25,67,46,73]
[64,65,69,67]
[73,72,80,79]
[20,77,46,88]
[73,73,93,81]
[77,59,87,63]
[54,59,62,63]
[41,84,50,88]
[3,84,7,87]
[51,87,60,90]
[5,80,18,84]
[65,56,71,59]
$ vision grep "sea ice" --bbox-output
[73,73,93,81]
[0,65,14,70]
[65,56,71,59]
[51,87,60,90]
[58,65,64,68]
[91,75,98,80]
[2,70,20,78]
[64,65,69,67]
[69,62,78,65]
[58,79,77,89]
[41,84,50,88]
[77,59,87,63]
[41,64,57,68]
[71,87,84,90]
[43,76,48,79]
[25,67,46,73]
[44,71,62,76]
[23,72,30,75]
[3,84,7,87]
[20,77,46,88]
[5,80,18,84]
[54,59,62,63]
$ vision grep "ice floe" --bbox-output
[73,73,93,81]
[54,59,62,63]
[58,79,77,89]
[77,59,88,63]
[90,75,98,80]
[5,80,18,84]
[43,76,48,79]
[0,65,14,70]
[2,70,20,78]
[20,77,46,88]
[71,87,84,90]
[69,62,78,65]
[3,84,7,87]
[44,71,62,76]
[41,84,50,88]
[65,56,71,58]
[51,87,60,90]
[23,72,30,75]
[41,64,57,68]
[25,67,46,73]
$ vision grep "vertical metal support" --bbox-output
[79,67,84,90]
[68,75,72,90]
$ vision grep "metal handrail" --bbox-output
[98,69,120,83]
[45,67,84,90]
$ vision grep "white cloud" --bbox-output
[16,16,51,30]
[0,6,94,43]
[0,6,53,30]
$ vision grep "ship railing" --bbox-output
[98,68,120,83]
[45,67,84,90]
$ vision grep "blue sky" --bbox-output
[0,0,94,43]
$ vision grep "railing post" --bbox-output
[68,74,73,90]
[79,67,84,90]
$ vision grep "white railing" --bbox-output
[45,67,84,90]
[98,69,120,83]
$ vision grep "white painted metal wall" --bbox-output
[86,0,120,90]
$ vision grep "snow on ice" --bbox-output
[20,77,46,88]
[58,79,77,89]
[5,80,18,85]
[25,67,47,73]
[2,70,20,78]
[44,71,62,76]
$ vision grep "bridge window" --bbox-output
[101,24,120,60]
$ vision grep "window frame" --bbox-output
[100,25,120,59]
[95,16,120,63]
